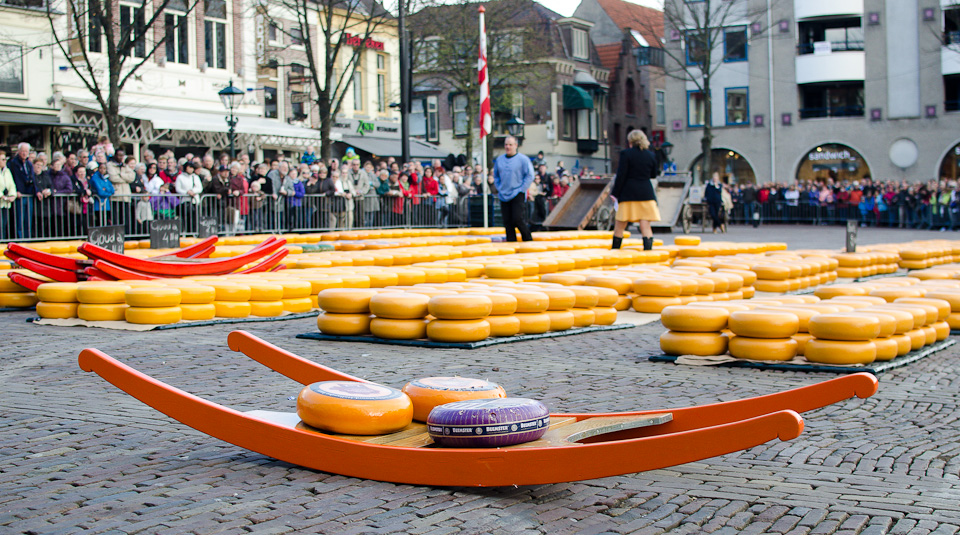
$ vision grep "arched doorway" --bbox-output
[796,143,871,184]
[689,149,757,184]
[939,141,960,181]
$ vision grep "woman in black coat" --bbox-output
[611,130,660,250]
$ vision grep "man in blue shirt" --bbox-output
[492,136,534,242]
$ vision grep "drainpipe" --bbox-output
[766,0,776,183]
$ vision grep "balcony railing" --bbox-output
[799,105,865,119]
[636,46,664,67]
[798,40,864,55]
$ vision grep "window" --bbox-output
[0,44,23,94]
[636,46,664,67]
[947,8,960,46]
[419,38,439,67]
[289,27,304,47]
[291,92,306,121]
[625,78,636,115]
[264,86,278,118]
[656,90,666,125]
[687,90,706,127]
[491,31,522,59]
[426,95,438,142]
[798,17,863,54]
[946,74,960,112]
[268,22,280,44]
[119,4,146,58]
[577,109,597,140]
[562,109,574,139]
[376,54,387,113]
[612,123,621,146]
[572,28,589,60]
[353,69,363,111]
[452,94,468,136]
[165,9,189,64]
[204,0,226,69]
[799,82,864,118]
[88,12,102,53]
[725,87,748,125]
[685,30,707,65]
[724,27,747,62]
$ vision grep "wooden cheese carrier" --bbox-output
[78,330,879,487]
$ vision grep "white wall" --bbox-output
[795,0,864,20]
[795,52,866,84]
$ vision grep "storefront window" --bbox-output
[690,149,756,184]
[795,143,871,183]
[939,141,960,181]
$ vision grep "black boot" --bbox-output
[611,236,622,250]
[642,237,653,251]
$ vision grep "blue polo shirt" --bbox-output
[492,152,534,202]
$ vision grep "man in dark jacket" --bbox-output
[741,183,759,227]
[8,142,36,239]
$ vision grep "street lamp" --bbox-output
[660,141,673,160]
[218,80,245,159]
[506,115,525,139]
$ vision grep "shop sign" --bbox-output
[807,149,857,162]
[255,10,267,66]
[357,121,374,135]
[343,33,385,51]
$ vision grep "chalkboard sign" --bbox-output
[149,219,181,249]
[846,219,858,253]
[198,217,218,239]
[88,225,125,253]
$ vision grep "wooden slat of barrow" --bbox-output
[505,414,672,449]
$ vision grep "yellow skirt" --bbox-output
[616,200,661,222]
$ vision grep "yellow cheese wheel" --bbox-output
[728,311,800,338]
[717,268,758,286]
[370,317,428,340]
[565,287,598,309]
[317,312,371,335]
[869,287,926,302]
[587,287,619,307]
[804,339,876,365]
[584,275,632,295]
[498,290,549,313]
[300,278,346,294]
[486,315,521,337]
[891,333,912,356]
[539,273,587,286]
[546,310,575,331]
[740,286,755,299]
[872,337,899,361]
[317,288,380,314]
[614,295,632,311]
[485,264,524,279]
[844,311,897,338]
[948,312,960,330]
[0,277,28,292]
[176,285,216,304]
[77,303,128,321]
[570,308,595,327]
[426,319,490,342]
[278,280,312,299]
[632,278,683,297]
[36,283,79,303]
[366,272,400,288]
[0,291,38,308]
[829,295,887,305]
[537,288,577,311]
[402,377,506,422]
[369,293,430,319]
[876,304,929,327]
[934,320,950,341]
[922,325,937,345]
[792,332,813,356]
[814,285,870,299]
[728,337,798,361]
[632,295,683,314]
[249,300,284,317]
[905,329,926,350]
[514,312,552,334]
[36,301,79,319]
[753,280,791,293]
[247,282,284,301]
[77,283,129,304]
[297,381,413,435]
[808,314,881,341]
[207,283,251,302]
[660,305,729,332]
[125,287,181,307]
[180,303,216,321]
[213,300,251,318]
[753,264,792,281]
[922,291,960,312]
[282,297,313,313]
[125,306,182,325]
[894,297,951,322]
[461,292,517,316]
[428,295,493,320]
[591,307,617,325]
[659,331,728,356]
[674,236,701,246]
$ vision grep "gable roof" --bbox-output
[596,0,663,48]
[594,42,622,71]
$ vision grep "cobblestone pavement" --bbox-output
[3,226,960,534]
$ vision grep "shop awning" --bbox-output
[340,135,448,159]
[0,111,62,126]
[563,84,594,110]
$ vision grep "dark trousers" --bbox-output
[708,201,722,229]
[501,194,532,242]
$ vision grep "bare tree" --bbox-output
[409,0,552,167]
[47,0,199,145]
[256,0,392,159]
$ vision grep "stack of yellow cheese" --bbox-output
[727,310,799,361]
[0,273,39,308]
[317,288,378,335]
[77,282,130,321]
[36,282,79,319]
[125,286,182,325]
[659,305,729,356]
[246,281,285,317]
[165,281,216,321]
[426,294,492,342]
[368,292,430,340]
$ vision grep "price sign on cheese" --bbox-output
[150,219,181,249]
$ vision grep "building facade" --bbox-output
[664,0,960,185]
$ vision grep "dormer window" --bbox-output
[572,28,589,60]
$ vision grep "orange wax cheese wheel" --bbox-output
[753,264,792,281]
[660,305,729,332]
[923,291,960,312]
[728,337,798,361]
[873,337,899,361]
[366,272,400,288]
[402,377,507,422]
[808,314,881,341]
[876,304,929,327]
[895,297,950,322]
[922,325,937,345]
[804,339,876,365]
[297,381,413,435]
[462,292,517,316]
[717,269,757,286]
[539,288,577,311]
[486,315,521,336]
[659,331,728,356]
[632,278,683,297]
[209,283,251,302]
[753,280,791,293]
[485,264,524,279]
[214,301,251,318]
[499,290,549,313]
[814,285,870,299]
[0,277,29,293]
[428,295,492,320]
[753,307,816,333]
[125,306,182,325]
[426,319,490,342]
[249,300,284,317]
[540,273,587,286]
[546,310,574,331]
[0,291,38,308]
[570,308,595,327]
[689,302,753,313]
[180,303,216,320]
[591,307,617,325]
[514,312,551,334]
[632,295,683,314]
[176,285,216,304]
[869,287,926,302]
[125,287,181,307]
[317,312,371,335]
[933,321,950,341]
[891,333,912,356]
[247,283,284,301]
[567,287,599,309]
[792,332,813,356]
[77,283,129,304]
[77,303,127,321]
[905,329,926,350]
[37,301,79,319]
[584,275,632,295]
[282,297,313,313]
[844,311,897,338]
[590,287,620,307]
[701,273,732,292]
[829,295,887,305]
[674,236,701,246]
[948,312,960,330]
[370,317,428,340]
[317,288,379,314]
[867,308,915,334]
[370,293,430,319]
[36,283,79,303]
[728,311,800,338]
[614,295,632,311]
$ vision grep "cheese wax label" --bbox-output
[310,381,404,401]
[409,377,500,391]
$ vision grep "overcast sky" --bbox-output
[536,0,663,17]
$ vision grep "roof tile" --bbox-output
[596,0,663,47]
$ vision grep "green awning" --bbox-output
[563,85,594,110]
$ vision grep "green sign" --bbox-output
[357,121,374,136]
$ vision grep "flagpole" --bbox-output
[479,5,490,228]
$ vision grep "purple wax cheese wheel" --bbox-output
[426,398,550,447]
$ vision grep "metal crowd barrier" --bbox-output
[727,200,956,229]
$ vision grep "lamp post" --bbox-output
[218,80,245,159]
[506,115,525,140]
